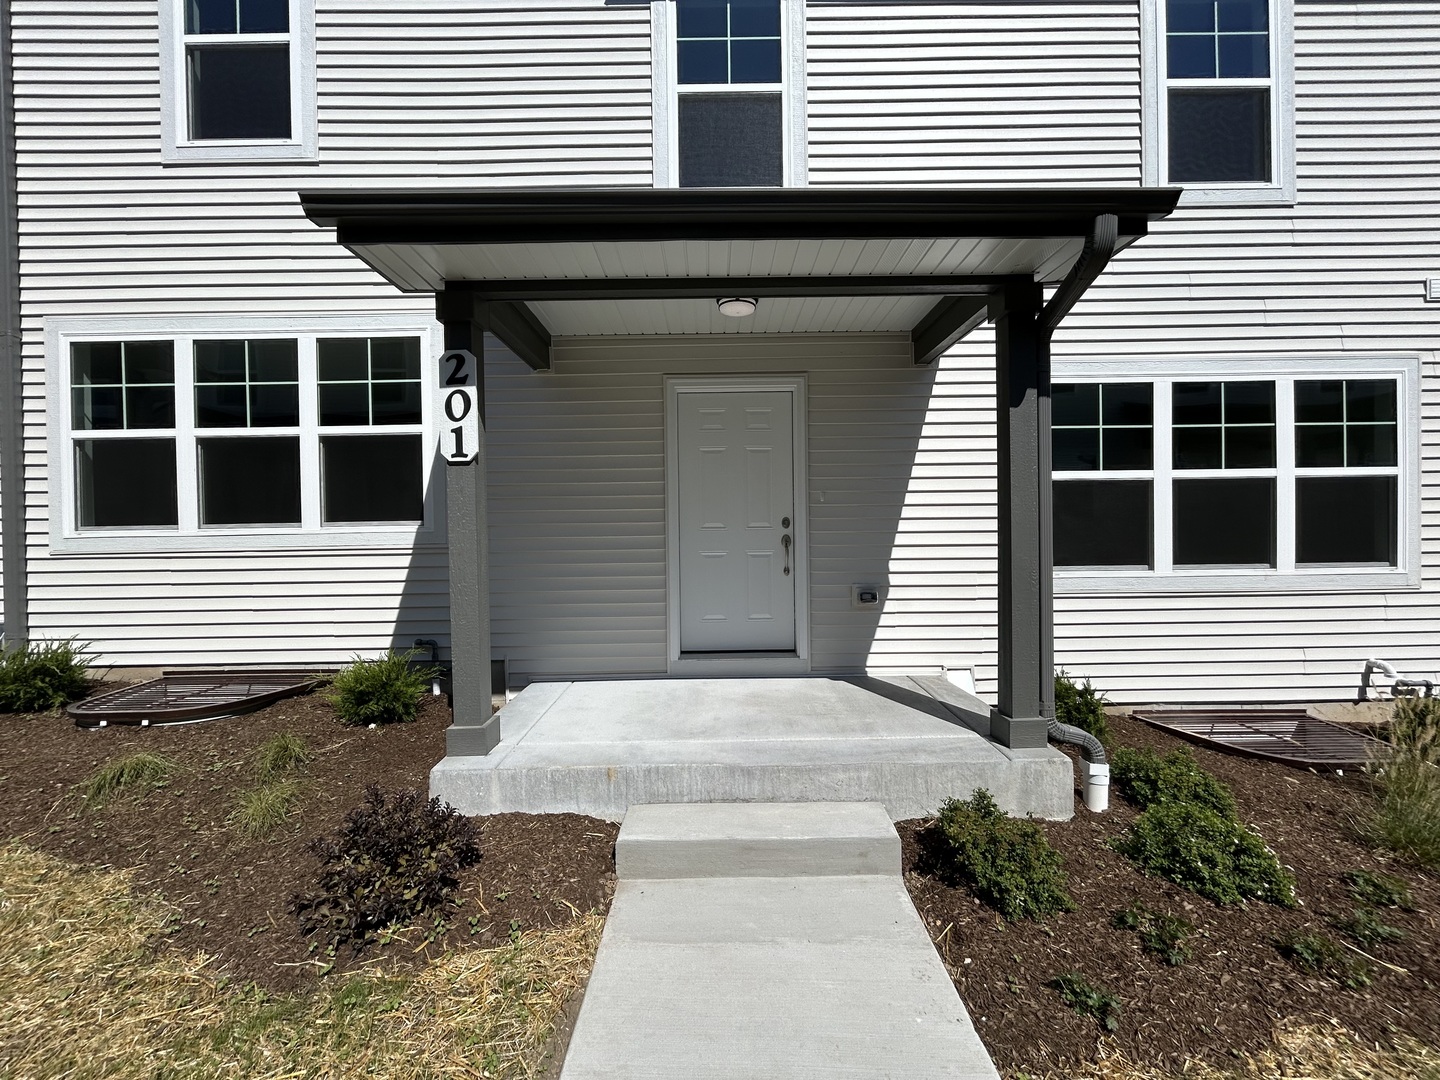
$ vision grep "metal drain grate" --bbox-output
[1132,708,1392,769]
[68,669,330,727]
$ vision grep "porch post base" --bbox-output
[446,715,501,757]
[990,709,1048,750]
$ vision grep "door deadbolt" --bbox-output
[781,516,791,529]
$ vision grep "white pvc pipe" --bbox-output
[1083,760,1110,814]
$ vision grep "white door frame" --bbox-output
[665,375,810,675]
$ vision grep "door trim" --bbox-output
[665,375,810,674]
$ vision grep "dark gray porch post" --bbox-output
[990,280,1052,749]
[437,287,499,756]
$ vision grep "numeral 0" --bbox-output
[445,388,472,423]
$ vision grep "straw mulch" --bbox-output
[1016,1018,1440,1080]
[0,842,602,1080]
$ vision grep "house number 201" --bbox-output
[437,349,479,465]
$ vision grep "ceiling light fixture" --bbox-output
[716,297,758,318]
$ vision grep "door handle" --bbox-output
[782,533,791,576]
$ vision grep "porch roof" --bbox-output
[300,187,1180,360]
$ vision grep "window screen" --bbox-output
[1168,89,1271,183]
[678,93,783,187]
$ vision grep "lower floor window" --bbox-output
[58,327,432,547]
[1052,366,1412,583]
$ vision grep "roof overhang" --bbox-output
[300,187,1180,367]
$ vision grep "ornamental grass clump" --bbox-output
[1362,697,1440,869]
[1053,669,1111,747]
[293,785,481,953]
[0,637,92,712]
[1111,800,1297,907]
[1111,746,1238,817]
[935,788,1074,922]
[329,649,438,726]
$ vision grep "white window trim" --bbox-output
[651,0,808,187]
[1053,355,1421,594]
[664,375,811,675]
[1141,0,1295,206]
[158,0,318,164]
[46,314,442,554]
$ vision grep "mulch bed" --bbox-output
[900,712,1440,1074]
[0,688,617,992]
[4,689,1438,1074]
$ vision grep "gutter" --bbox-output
[0,0,25,646]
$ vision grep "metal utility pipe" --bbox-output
[0,0,25,649]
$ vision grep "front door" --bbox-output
[676,389,796,652]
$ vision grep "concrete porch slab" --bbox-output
[430,677,1074,821]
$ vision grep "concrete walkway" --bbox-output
[558,802,1000,1080]
[432,677,1072,821]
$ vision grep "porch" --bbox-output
[430,676,1073,821]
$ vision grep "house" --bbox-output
[0,1,1435,761]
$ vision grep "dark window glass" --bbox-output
[123,342,174,384]
[1225,424,1275,468]
[72,342,123,386]
[318,338,370,381]
[1347,425,1397,468]
[1174,477,1275,565]
[75,438,178,528]
[1169,0,1217,33]
[1296,476,1397,566]
[1054,480,1153,567]
[1101,383,1153,426]
[1168,88,1270,183]
[1173,381,1222,425]
[677,0,728,38]
[319,383,370,426]
[678,93,783,187]
[1218,34,1269,78]
[1053,428,1100,471]
[731,0,781,36]
[198,437,301,526]
[1296,424,1344,468]
[1224,380,1274,424]
[1104,427,1154,470]
[195,340,247,382]
[321,435,424,523]
[371,381,422,425]
[369,338,421,381]
[188,44,290,140]
[72,342,174,431]
[1052,383,1099,426]
[1295,379,1343,422]
[1218,0,1268,33]
[1168,36,1216,78]
[189,0,288,37]
[678,39,728,84]
[196,384,249,428]
[248,338,298,382]
[1173,426,1222,469]
[188,0,237,34]
[730,38,781,84]
[195,339,298,427]
[249,383,300,427]
[126,386,177,428]
[1346,380,1396,423]
[239,0,288,34]
[72,387,124,431]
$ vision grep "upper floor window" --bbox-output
[1051,358,1419,593]
[159,0,318,162]
[653,0,806,187]
[1142,0,1294,205]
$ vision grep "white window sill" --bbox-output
[163,141,318,165]
[1174,182,1296,208]
[50,527,442,556]
[1055,567,1419,595]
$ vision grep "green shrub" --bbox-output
[1054,670,1110,747]
[292,785,481,952]
[1112,903,1194,966]
[1112,800,1297,907]
[81,752,179,805]
[1110,746,1237,817]
[1364,754,1440,870]
[1331,907,1405,948]
[935,789,1074,922]
[1276,930,1371,989]
[1344,868,1414,910]
[232,780,302,840]
[1048,973,1121,1032]
[0,638,92,712]
[1392,696,1440,764]
[328,650,438,727]
[256,733,311,781]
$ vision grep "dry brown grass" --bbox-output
[0,842,602,1079]
[1013,1017,1440,1080]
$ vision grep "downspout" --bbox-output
[1039,214,1120,813]
[0,0,26,650]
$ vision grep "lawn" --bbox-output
[1,684,1437,1078]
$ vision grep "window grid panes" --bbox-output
[1163,0,1274,184]
[1053,374,1404,578]
[1053,382,1154,471]
[676,0,782,85]
[66,335,428,538]
[183,0,292,141]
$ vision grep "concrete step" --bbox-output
[617,801,900,879]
